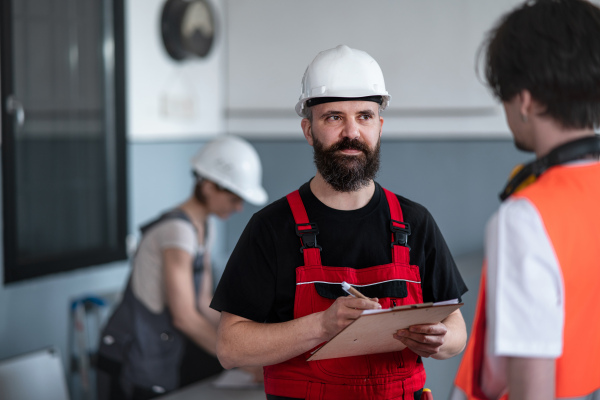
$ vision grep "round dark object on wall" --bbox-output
[161,0,216,61]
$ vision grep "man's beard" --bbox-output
[312,135,381,192]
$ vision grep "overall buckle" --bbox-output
[295,222,322,253]
[390,219,411,249]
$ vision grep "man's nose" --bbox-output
[340,118,360,140]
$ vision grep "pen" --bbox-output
[341,281,369,300]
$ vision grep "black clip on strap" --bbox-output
[295,222,322,253]
[390,220,411,249]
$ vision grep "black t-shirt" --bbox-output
[211,181,467,323]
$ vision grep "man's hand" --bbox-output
[319,296,381,341]
[217,298,383,369]
[393,322,448,358]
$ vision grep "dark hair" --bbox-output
[192,172,237,204]
[479,0,600,129]
[192,172,207,204]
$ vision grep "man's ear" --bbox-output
[301,118,314,146]
[518,89,533,119]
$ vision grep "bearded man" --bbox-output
[211,45,467,400]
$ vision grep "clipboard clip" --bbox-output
[391,302,434,311]
[390,220,411,249]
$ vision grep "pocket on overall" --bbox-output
[314,351,410,379]
[315,280,410,308]
[307,281,411,378]
[128,331,183,392]
[97,303,135,373]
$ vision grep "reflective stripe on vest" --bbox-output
[453,164,600,399]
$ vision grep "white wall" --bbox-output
[225,0,523,138]
[126,0,226,141]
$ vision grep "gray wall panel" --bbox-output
[223,138,529,266]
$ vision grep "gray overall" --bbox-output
[96,210,205,400]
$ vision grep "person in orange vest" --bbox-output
[211,45,468,400]
[452,1,600,399]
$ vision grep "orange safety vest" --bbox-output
[453,163,600,400]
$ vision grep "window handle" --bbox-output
[6,94,25,128]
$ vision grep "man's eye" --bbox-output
[359,114,373,120]
[327,115,341,121]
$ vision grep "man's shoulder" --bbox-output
[251,190,305,233]
[254,195,292,219]
[143,213,196,237]
[253,183,311,220]
[239,191,298,245]
[379,186,432,223]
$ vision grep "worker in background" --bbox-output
[452,1,600,399]
[96,135,267,400]
[211,45,468,400]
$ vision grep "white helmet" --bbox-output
[295,45,391,118]
[191,135,268,206]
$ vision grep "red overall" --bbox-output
[263,188,426,399]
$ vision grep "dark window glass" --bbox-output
[1,0,127,283]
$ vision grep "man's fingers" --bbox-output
[394,327,446,358]
[396,329,445,344]
[407,323,447,335]
[394,333,441,358]
[342,296,382,310]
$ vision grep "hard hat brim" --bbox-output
[236,186,268,206]
[296,94,390,117]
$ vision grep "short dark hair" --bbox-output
[192,172,237,204]
[480,0,600,129]
[192,173,207,204]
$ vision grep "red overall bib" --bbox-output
[263,188,426,399]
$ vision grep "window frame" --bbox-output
[1,0,128,284]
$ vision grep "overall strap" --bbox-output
[139,209,192,235]
[139,209,204,277]
[383,188,411,265]
[286,190,322,266]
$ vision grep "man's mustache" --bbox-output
[329,138,369,153]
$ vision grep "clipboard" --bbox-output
[307,301,463,361]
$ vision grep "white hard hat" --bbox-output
[295,45,391,117]
[191,135,268,206]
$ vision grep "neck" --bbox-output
[532,119,596,158]
[178,196,208,231]
[310,173,375,210]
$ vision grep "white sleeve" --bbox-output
[486,197,564,358]
[156,219,198,255]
